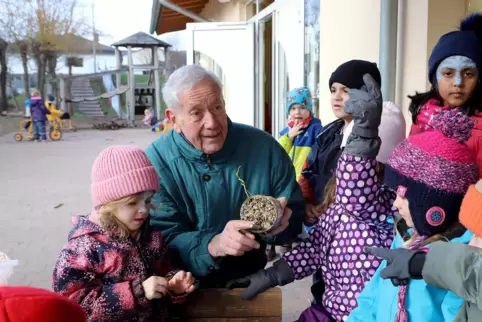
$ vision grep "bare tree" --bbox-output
[0,0,90,97]
[0,38,7,113]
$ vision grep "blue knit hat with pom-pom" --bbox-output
[286,87,313,116]
[428,13,482,84]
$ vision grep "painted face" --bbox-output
[393,194,413,228]
[114,191,153,232]
[166,79,228,155]
[436,55,479,107]
[330,82,352,122]
[289,104,311,123]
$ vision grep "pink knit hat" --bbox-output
[385,109,478,236]
[91,146,159,208]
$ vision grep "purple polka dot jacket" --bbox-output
[52,215,186,322]
[282,153,396,321]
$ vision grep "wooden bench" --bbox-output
[172,288,282,321]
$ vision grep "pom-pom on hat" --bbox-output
[428,13,482,83]
[384,109,478,236]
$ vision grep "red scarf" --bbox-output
[395,236,429,322]
[287,115,312,128]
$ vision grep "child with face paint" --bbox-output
[409,13,482,176]
[347,109,478,322]
[53,146,195,322]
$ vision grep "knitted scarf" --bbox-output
[410,99,452,135]
[395,235,429,322]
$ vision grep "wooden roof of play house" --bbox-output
[112,31,172,48]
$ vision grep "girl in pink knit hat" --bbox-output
[52,146,195,322]
[347,109,479,322]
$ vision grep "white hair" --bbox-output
[162,64,223,109]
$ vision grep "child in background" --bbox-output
[365,178,482,322]
[53,146,196,322]
[301,60,384,227]
[228,74,405,322]
[278,87,322,181]
[299,59,391,305]
[29,89,50,143]
[347,109,479,322]
[24,96,31,118]
[143,108,153,127]
[271,87,322,257]
[408,13,482,176]
[45,94,62,122]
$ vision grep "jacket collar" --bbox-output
[172,117,236,164]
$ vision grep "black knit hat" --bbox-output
[428,13,482,84]
[329,60,382,90]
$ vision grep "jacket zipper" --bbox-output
[205,154,212,169]
[135,241,152,277]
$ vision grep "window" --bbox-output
[304,0,320,116]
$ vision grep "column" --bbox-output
[153,46,162,119]
[127,46,136,126]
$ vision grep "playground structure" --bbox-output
[57,32,171,126]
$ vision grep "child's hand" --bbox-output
[168,271,196,294]
[142,276,168,300]
[288,123,304,139]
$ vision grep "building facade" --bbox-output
[151,0,479,136]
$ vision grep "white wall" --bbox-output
[8,54,118,75]
[318,0,469,129]
[318,0,381,124]
[397,0,467,129]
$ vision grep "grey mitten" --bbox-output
[226,259,294,300]
[365,247,425,287]
[343,74,383,158]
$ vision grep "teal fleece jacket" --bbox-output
[146,119,305,277]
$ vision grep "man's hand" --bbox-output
[208,220,261,258]
[288,123,304,140]
[168,271,196,295]
[266,197,292,236]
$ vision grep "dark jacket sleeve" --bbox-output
[262,136,305,245]
[422,241,482,311]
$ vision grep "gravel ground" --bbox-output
[0,128,312,321]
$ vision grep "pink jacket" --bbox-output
[53,215,186,322]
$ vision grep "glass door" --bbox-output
[186,22,255,126]
[250,0,304,138]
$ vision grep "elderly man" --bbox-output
[146,64,304,287]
